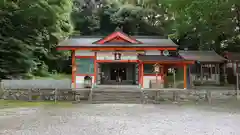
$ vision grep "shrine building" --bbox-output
[57,31,195,89]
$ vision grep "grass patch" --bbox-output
[0,100,73,109]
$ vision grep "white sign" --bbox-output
[114,52,121,60]
[96,51,138,60]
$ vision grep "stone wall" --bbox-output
[0,80,90,101]
[142,89,238,104]
[0,80,239,103]
[0,89,90,101]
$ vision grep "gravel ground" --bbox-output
[0,104,240,135]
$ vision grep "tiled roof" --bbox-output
[178,50,226,63]
[138,55,185,62]
[224,52,240,61]
[58,36,178,47]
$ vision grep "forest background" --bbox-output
[0,0,239,79]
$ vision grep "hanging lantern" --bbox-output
[154,63,163,73]
[72,66,77,72]
[154,65,160,73]
[163,50,169,56]
[84,76,92,88]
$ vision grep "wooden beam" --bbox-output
[236,62,239,91]
[236,61,239,100]
[141,63,144,88]
[96,60,139,63]
[188,66,193,88]
[75,56,95,58]
[173,69,176,88]
[200,64,203,84]
[72,51,76,89]
[94,52,97,84]
[223,63,228,84]
[217,64,220,84]
[57,47,177,51]
[184,64,187,89]
[138,63,141,86]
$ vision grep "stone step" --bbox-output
[94,90,141,92]
[92,95,142,98]
[92,98,142,100]
[92,95,142,99]
[92,97,142,100]
[91,100,142,104]
[92,91,142,93]
[90,89,143,103]
[92,92,141,96]
[92,93,142,96]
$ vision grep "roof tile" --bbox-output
[179,50,226,63]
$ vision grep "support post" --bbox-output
[189,66,194,88]
[155,72,158,89]
[236,62,239,99]
[173,69,176,88]
[223,63,227,84]
[138,62,141,87]
[217,64,220,84]
[94,52,97,87]
[72,51,76,89]
[54,88,57,103]
[200,64,203,84]
[214,64,217,84]
[141,63,144,88]
[210,64,213,81]
[206,90,212,104]
[236,73,239,99]
[28,89,32,102]
[184,64,187,89]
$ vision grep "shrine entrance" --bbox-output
[110,67,127,81]
[98,63,139,85]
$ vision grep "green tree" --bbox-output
[72,0,173,36]
[0,0,73,79]
[166,0,240,51]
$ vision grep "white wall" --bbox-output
[96,51,138,60]
[75,50,95,56]
[143,75,163,88]
[145,51,161,55]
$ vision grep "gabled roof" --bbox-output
[57,34,178,48]
[179,50,226,63]
[94,31,142,44]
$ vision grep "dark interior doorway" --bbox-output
[99,63,138,85]
[110,67,127,81]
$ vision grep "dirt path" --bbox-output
[0,104,240,135]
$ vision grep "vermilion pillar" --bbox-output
[94,52,97,84]
[72,50,76,89]
[138,62,141,86]
[183,64,187,89]
[141,62,144,88]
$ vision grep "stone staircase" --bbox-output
[90,86,143,104]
